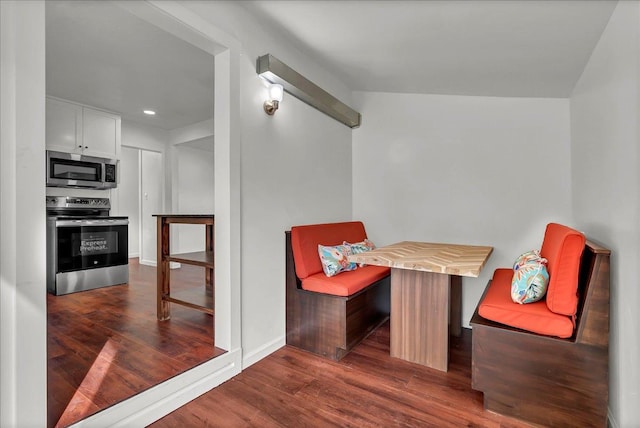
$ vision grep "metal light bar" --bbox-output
[257,54,361,128]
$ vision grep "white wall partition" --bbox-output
[0,2,47,426]
[183,1,355,368]
[352,92,572,327]
[1,0,243,426]
[168,119,215,255]
[174,143,215,253]
[238,58,353,366]
[570,2,640,426]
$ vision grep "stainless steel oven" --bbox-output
[46,196,128,295]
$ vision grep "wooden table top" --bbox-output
[348,241,493,277]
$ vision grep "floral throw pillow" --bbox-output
[344,239,376,254]
[511,249,550,304]
[344,239,376,267]
[318,244,357,277]
[513,249,543,270]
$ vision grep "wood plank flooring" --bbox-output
[151,323,534,427]
[47,258,224,428]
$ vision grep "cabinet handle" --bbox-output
[78,145,82,148]
[84,146,88,149]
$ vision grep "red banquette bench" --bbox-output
[285,221,390,360]
[470,223,611,427]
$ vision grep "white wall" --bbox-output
[0,1,47,426]
[183,1,353,107]
[352,92,572,326]
[570,2,640,427]
[169,119,215,255]
[184,1,354,365]
[170,118,213,145]
[174,143,214,253]
[239,59,353,362]
[121,119,169,153]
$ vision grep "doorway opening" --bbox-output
[44,1,241,427]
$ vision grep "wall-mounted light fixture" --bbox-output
[263,83,284,115]
[257,54,361,128]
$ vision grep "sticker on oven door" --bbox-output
[72,231,118,256]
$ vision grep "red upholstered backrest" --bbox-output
[540,223,586,316]
[290,221,367,279]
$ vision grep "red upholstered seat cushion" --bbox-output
[478,268,574,338]
[291,221,367,279]
[302,265,391,297]
[540,223,586,316]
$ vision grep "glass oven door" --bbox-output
[55,218,128,273]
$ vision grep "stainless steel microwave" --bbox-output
[46,150,118,189]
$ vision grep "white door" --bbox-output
[140,150,163,265]
[118,146,141,258]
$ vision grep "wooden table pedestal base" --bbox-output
[390,268,462,372]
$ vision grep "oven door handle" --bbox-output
[55,219,129,227]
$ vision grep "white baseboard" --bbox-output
[70,348,242,427]
[128,252,140,258]
[242,335,285,369]
[139,259,181,269]
[607,407,618,428]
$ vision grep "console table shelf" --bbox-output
[153,214,214,320]
[167,251,214,267]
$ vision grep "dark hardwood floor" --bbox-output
[47,258,224,428]
[150,323,533,427]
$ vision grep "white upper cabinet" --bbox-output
[46,97,121,159]
[82,107,120,159]
[46,97,83,154]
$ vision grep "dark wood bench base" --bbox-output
[471,241,611,427]
[286,231,390,360]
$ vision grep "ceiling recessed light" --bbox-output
[143,110,156,115]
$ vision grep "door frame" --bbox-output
[81,2,243,426]
[0,1,242,426]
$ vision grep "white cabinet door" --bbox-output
[82,107,120,159]
[46,97,82,154]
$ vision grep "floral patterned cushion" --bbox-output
[511,250,550,304]
[344,239,376,267]
[344,239,376,253]
[513,249,543,269]
[318,244,357,277]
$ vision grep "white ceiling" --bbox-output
[46,1,214,131]
[45,1,616,133]
[241,0,617,97]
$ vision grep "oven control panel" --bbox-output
[46,196,111,209]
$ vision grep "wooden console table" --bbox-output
[153,214,214,321]
[349,241,493,371]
